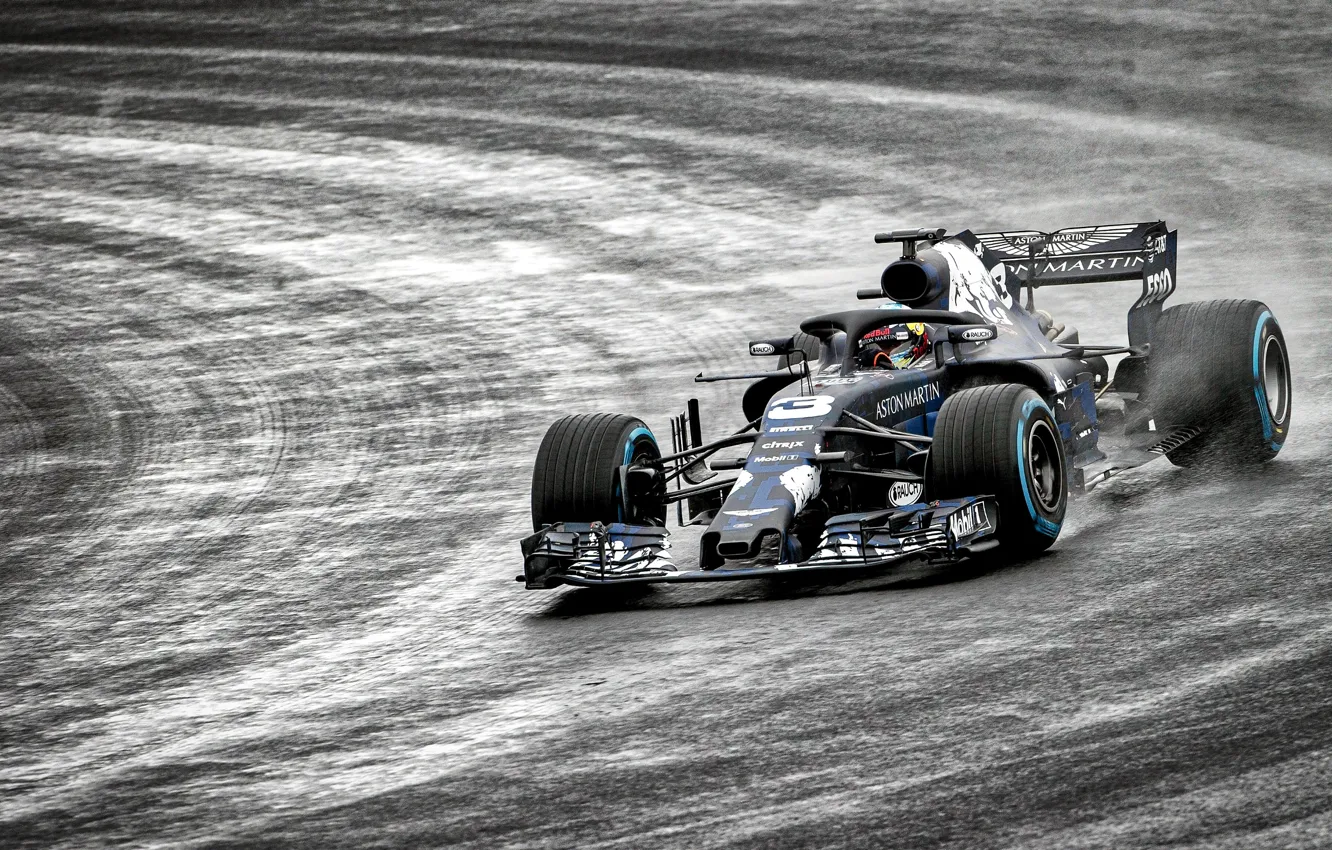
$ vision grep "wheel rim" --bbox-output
[1026,419,1063,513]
[1261,334,1289,423]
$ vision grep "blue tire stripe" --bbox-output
[624,426,655,464]
[1250,310,1282,450]
[617,425,656,521]
[1017,397,1061,538]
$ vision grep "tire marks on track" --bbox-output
[0,100,566,841]
[2,32,1331,850]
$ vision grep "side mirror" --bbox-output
[749,336,794,356]
[947,324,997,344]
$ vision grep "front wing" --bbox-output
[519,497,999,589]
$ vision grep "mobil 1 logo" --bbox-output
[947,501,993,540]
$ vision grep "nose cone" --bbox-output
[703,464,820,563]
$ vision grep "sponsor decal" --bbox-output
[888,481,924,507]
[1008,234,1048,248]
[730,522,753,529]
[768,424,814,433]
[816,376,863,386]
[752,454,801,464]
[948,501,993,539]
[1043,231,1092,246]
[1140,268,1173,305]
[760,440,806,450]
[863,326,906,343]
[874,381,941,421]
[749,342,777,355]
[1149,234,1167,257]
[978,225,1138,258]
[724,507,779,517]
[768,395,834,420]
[960,327,995,342]
[779,465,820,514]
[1007,254,1145,278]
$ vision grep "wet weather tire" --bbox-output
[531,413,664,531]
[928,384,1066,557]
[1146,300,1291,466]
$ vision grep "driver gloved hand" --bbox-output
[857,347,891,370]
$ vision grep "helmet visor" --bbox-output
[860,322,928,369]
[888,322,928,367]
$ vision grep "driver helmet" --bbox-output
[859,322,930,369]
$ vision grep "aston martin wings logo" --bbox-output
[978,224,1141,259]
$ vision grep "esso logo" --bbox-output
[1145,269,1172,298]
[767,396,834,420]
[961,327,994,342]
[1137,268,1174,307]
[749,342,776,355]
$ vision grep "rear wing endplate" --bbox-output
[973,221,1176,347]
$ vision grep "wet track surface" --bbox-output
[1,3,1332,847]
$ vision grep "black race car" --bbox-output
[520,222,1291,588]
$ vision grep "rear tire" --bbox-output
[531,414,664,530]
[1146,300,1291,466]
[928,384,1067,556]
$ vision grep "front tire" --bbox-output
[928,384,1067,556]
[1146,300,1291,466]
[531,413,665,531]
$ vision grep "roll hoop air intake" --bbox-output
[880,252,951,307]
[867,228,952,309]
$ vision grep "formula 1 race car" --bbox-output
[520,222,1291,588]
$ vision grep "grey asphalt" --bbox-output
[1,4,1330,848]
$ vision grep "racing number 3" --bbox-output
[768,396,834,420]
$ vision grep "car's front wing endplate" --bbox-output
[519,496,999,589]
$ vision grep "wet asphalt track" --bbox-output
[2,3,1332,848]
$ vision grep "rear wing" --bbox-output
[973,221,1176,347]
